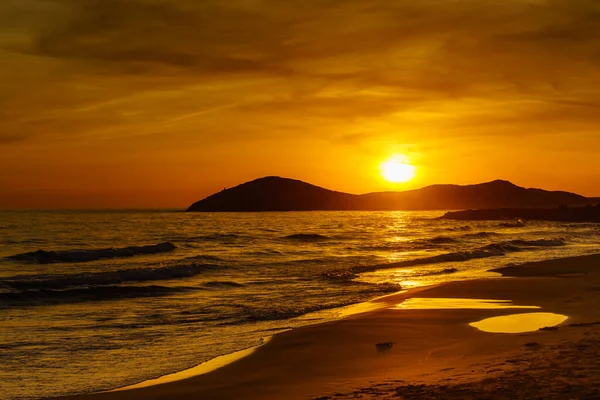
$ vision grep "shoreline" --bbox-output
[103,291,411,394]
[110,337,275,392]
[57,252,600,400]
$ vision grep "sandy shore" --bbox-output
[58,254,600,400]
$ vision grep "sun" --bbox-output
[380,156,416,183]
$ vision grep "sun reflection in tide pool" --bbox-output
[470,312,568,333]
[395,298,540,310]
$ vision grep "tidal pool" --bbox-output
[470,312,568,333]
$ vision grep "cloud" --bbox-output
[0,132,27,143]
[28,0,289,74]
[2,0,600,156]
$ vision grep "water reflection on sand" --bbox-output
[470,312,568,333]
[394,298,539,310]
[394,298,568,333]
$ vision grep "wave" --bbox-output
[462,231,498,238]
[0,280,243,307]
[402,249,504,266]
[499,220,525,228]
[239,282,401,322]
[508,238,566,247]
[397,238,566,268]
[177,254,226,263]
[444,225,473,232]
[246,249,284,256]
[0,285,189,307]
[0,263,220,291]
[361,235,458,251]
[2,238,47,245]
[322,270,359,280]
[356,243,409,251]
[336,250,497,276]
[421,236,459,245]
[6,242,176,264]
[202,281,244,289]
[282,234,330,241]
[180,234,241,243]
[241,303,343,321]
[326,237,568,277]
[422,268,459,276]
[478,239,565,253]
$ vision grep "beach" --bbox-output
[57,253,600,400]
[6,210,598,399]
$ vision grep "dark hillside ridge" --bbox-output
[187,177,596,212]
[187,177,360,212]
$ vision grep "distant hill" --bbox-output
[360,180,592,210]
[187,177,359,212]
[187,177,596,212]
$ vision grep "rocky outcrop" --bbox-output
[440,204,600,223]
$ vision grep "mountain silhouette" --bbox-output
[187,177,594,212]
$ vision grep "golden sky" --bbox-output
[2,0,600,208]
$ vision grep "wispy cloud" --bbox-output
[3,0,600,143]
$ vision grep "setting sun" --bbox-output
[380,156,416,183]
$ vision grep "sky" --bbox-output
[2,0,600,208]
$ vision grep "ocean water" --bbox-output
[1,210,599,399]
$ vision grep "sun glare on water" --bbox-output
[380,155,416,183]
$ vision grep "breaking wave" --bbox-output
[508,238,566,247]
[420,236,459,245]
[0,285,189,307]
[0,279,245,307]
[443,225,473,232]
[239,282,401,322]
[499,220,526,228]
[422,268,459,276]
[462,231,498,238]
[325,237,568,277]
[6,242,176,264]
[0,263,220,291]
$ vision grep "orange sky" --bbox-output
[2,0,600,208]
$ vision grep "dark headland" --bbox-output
[187,176,596,213]
[441,204,600,223]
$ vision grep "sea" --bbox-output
[1,210,600,399]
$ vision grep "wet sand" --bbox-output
[58,254,600,400]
